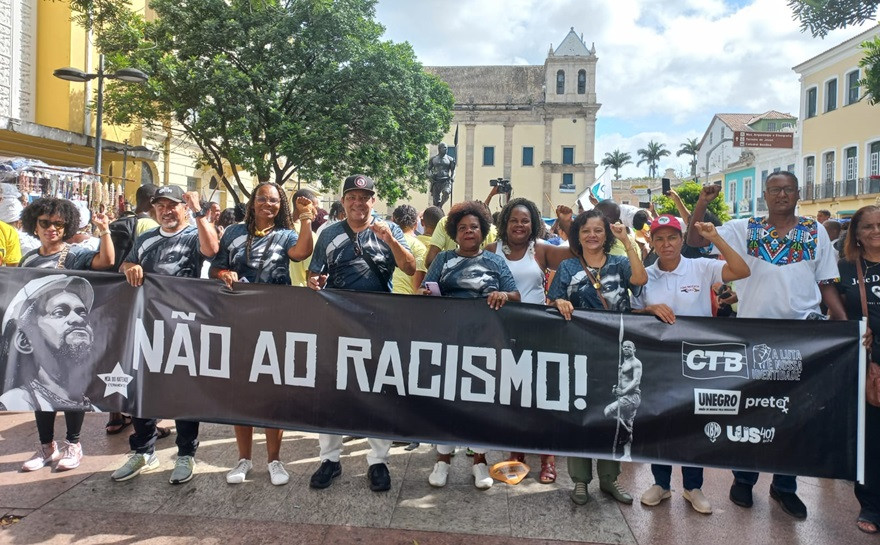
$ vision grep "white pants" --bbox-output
[436,445,487,455]
[318,434,392,466]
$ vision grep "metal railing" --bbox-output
[802,176,880,200]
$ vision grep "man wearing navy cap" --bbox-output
[307,174,415,492]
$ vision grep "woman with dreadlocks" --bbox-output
[209,182,315,486]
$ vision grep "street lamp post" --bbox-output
[103,139,152,188]
[53,54,149,176]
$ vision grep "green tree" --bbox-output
[636,140,670,179]
[652,180,731,223]
[861,35,880,105]
[676,138,700,179]
[788,0,878,37]
[600,150,632,180]
[69,0,454,203]
[788,0,880,105]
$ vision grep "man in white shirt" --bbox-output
[687,172,846,520]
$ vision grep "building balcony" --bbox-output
[803,176,880,201]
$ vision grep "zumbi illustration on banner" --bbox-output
[0,267,865,481]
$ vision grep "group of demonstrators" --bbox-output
[0,170,874,532]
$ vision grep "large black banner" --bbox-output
[0,267,865,480]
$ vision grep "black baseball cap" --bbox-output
[151,185,185,204]
[342,175,375,195]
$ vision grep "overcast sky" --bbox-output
[375,0,877,179]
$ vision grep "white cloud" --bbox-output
[376,0,877,178]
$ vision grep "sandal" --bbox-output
[539,456,557,484]
[858,517,880,534]
[157,427,172,440]
[105,414,132,435]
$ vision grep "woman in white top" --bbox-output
[632,214,750,514]
[485,197,573,483]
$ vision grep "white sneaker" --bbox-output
[683,488,713,514]
[472,462,493,489]
[226,458,252,484]
[428,461,450,487]
[268,460,289,486]
[22,442,61,472]
[640,484,672,506]
[55,441,83,471]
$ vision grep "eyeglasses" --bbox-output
[255,196,281,205]
[37,219,65,230]
[766,186,798,195]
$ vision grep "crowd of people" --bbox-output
[0,170,874,532]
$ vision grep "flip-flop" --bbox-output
[858,517,879,534]
[105,414,132,435]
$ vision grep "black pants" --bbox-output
[856,403,880,523]
[34,411,84,444]
[130,417,199,457]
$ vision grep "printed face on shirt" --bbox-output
[454,259,496,293]
[622,340,635,357]
[153,198,188,232]
[154,241,195,277]
[601,271,624,308]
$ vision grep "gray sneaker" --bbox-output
[111,453,159,482]
[169,455,194,484]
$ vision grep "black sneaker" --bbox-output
[368,463,391,492]
[770,486,807,519]
[309,460,342,489]
[729,481,754,508]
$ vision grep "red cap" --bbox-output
[650,214,682,233]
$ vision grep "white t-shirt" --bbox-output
[631,257,725,318]
[714,217,838,319]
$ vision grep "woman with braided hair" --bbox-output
[209,182,315,486]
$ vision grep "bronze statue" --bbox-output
[427,142,456,209]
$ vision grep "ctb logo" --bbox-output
[682,342,749,380]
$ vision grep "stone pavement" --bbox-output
[0,412,873,544]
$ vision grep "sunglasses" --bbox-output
[37,219,66,230]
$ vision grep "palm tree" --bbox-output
[636,140,671,178]
[600,150,633,180]
[676,137,700,179]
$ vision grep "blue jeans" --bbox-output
[732,471,797,493]
[651,464,703,490]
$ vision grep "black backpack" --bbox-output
[109,215,138,271]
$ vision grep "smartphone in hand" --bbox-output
[425,281,442,296]
[662,178,671,195]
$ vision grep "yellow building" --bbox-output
[0,0,250,208]
[375,28,600,218]
[794,25,880,219]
